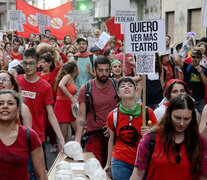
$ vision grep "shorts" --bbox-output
[54,99,75,123]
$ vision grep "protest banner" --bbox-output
[36,13,50,27]
[66,10,89,23]
[203,0,207,27]
[135,53,155,74]
[16,0,75,39]
[115,8,137,24]
[95,32,111,50]
[7,10,22,22]
[125,19,166,54]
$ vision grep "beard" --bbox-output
[79,48,87,53]
[96,75,108,83]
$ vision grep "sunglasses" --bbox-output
[174,144,181,164]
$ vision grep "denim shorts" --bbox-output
[111,157,134,180]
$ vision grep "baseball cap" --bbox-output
[191,49,202,58]
[76,36,88,44]
[90,46,100,53]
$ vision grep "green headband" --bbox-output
[111,59,122,69]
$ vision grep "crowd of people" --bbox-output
[0,26,207,180]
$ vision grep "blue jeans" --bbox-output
[111,157,134,180]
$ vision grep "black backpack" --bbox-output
[85,78,119,121]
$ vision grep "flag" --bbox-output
[16,0,75,40]
[105,16,124,42]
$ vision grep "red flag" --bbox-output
[16,0,75,40]
[105,16,124,42]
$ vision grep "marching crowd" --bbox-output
[0,26,207,180]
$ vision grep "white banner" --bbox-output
[203,0,207,27]
[115,8,137,24]
[95,32,111,50]
[7,10,22,22]
[125,20,166,53]
[36,13,50,27]
[135,53,155,75]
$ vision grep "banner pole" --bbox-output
[142,75,146,126]
[123,34,126,76]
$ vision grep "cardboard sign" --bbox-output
[10,21,24,32]
[36,13,50,27]
[7,10,22,22]
[203,0,207,27]
[115,8,137,24]
[95,32,111,50]
[135,53,155,75]
[39,25,45,34]
[125,20,166,53]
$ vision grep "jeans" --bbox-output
[111,157,134,180]
[195,99,205,115]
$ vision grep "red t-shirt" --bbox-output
[16,75,54,142]
[107,106,157,165]
[10,51,23,61]
[0,125,41,180]
[78,79,118,132]
[115,53,134,76]
[135,132,207,179]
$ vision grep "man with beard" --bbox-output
[70,37,96,94]
[75,56,118,167]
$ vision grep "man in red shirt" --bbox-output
[10,38,23,61]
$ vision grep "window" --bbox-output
[166,11,174,42]
[187,8,202,37]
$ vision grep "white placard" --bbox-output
[36,13,50,27]
[9,21,24,32]
[95,32,111,50]
[135,53,155,75]
[115,8,137,24]
[7,10,22,22]
[203,0,207,27]
[125,20,166,53]
[39,25,45,34]
[67,10,89,23]
[20,13,26,24]
[121,24,125,34]
[0,32,3,41]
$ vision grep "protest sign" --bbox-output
[10,21,24,32]
[125,19,166,53]
[115,9,137,24]
[67,10,89,23]
[135,53,155,75]
[95,32,111,50]
[39,25,45,34]
[7,10,22,22]
[36,13,50,27]
[0,32,3,41]
[20,13,26,24]
[203,0,207,27]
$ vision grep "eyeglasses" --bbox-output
[174,144,181,164]
[0,77,11,83]
[22,61,36,67]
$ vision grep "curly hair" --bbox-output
[36,43,59,60]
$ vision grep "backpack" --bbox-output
[74,54,94,72]
[85,78,119,121]
[112,106,150,145]
[186,64,206,76]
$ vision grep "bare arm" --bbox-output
[2,51,9,70]
[31,146,48,180]
[200,105,207,140]
[86,64,96,78]
[59,74,77,104]
[132,75,142,83]
[46,104,65,151]
[21,103,32,128]
[130,167,145,180]
[196,66,207,86]
[200,176,207,180]
[104,129,114,177]
[74,102,87,143]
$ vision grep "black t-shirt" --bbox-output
[182,62,207,101]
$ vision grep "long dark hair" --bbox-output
[54,61,78,91]
[153,94,201,178]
